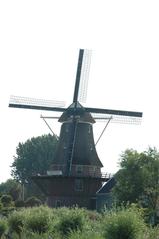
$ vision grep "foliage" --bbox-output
[14,200,25,208]
[113,147,159,223]
[11,134,58,182]
[0,194,14,207]
[146,225,159,239]
[56,207,86,237]
[24,196,41,207]
[0,179,22,201]
[0,219,7,238]
[11,134,58,199]
[0,202,3,211]
[0,194,15,217]
[103,206,146,239]
[8,210,25,237]
[1,205,159,238]
[24,206,52,234]
[113,149,143,203]
[69,230,104,239]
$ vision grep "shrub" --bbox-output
[0,206,15,217]
[146,225,159,239]
[25,196,42,207]
[25,206,52,234]
[103,207,146,239]
[0,219,7,238]
[1,194,14,207]
[15,200,25,208]
[8,210,25,237]
[69,230,104,239]
[57,208,85,237]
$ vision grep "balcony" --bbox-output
[47,164,112,181]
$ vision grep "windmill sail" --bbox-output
[73,49,92,104]
[73,49,84,103]
[78,49,92,103]
[9,95,66,112]
[88,107,142,125]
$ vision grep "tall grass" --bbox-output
[1,205,159,238]
[56,207,85,237]
[0,219,7,238]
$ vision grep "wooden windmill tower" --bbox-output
[9,49,142,209]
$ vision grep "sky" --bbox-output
[0,0,159,183]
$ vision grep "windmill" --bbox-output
[9,49,142,209]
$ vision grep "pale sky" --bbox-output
[0,1,159,183]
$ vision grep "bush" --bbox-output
[69,230,104,239]
[0,206,15,217]
[57,208,85,237]
[8,210,25,237]
[25,206,52,234]
[146,225,159,239]
[15,200,25,208]
[0,219,7,238]
[1,194,14,207]
[25,197,42,207]
[103,207,146,239]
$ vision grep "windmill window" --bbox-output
[76,165,83,175]
[75,179,83,191]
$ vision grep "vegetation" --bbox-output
[10,134,58,199]
[0,179,21,201]
[57,207,86,236]
[0,194,15,217]
[1,135,159,238]
[0,219,7,238]
[24,206,52,234]
[0,205,158,238]
[24,197,42,207]
[113,147,159,224]
[103,206,146,239]
[8,210,25,238]
[1,195,14,208]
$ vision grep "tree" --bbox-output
[1,195,14,207]
[113,147,159,223]
[11,134,58,199]
[0,179,22,201]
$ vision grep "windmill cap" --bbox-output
[59,102,95,123]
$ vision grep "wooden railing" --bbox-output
[47,164,113,179]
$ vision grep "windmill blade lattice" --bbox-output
[78,49,92,103]
[92,113,142,124]
[86,106,143,125]
[9,95,66,112]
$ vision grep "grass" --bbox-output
[0,205,159,238]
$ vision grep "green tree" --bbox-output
[113,147,159,223]
[0,179,21,201]
[11,134,58,199]
[1,194,14,207]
